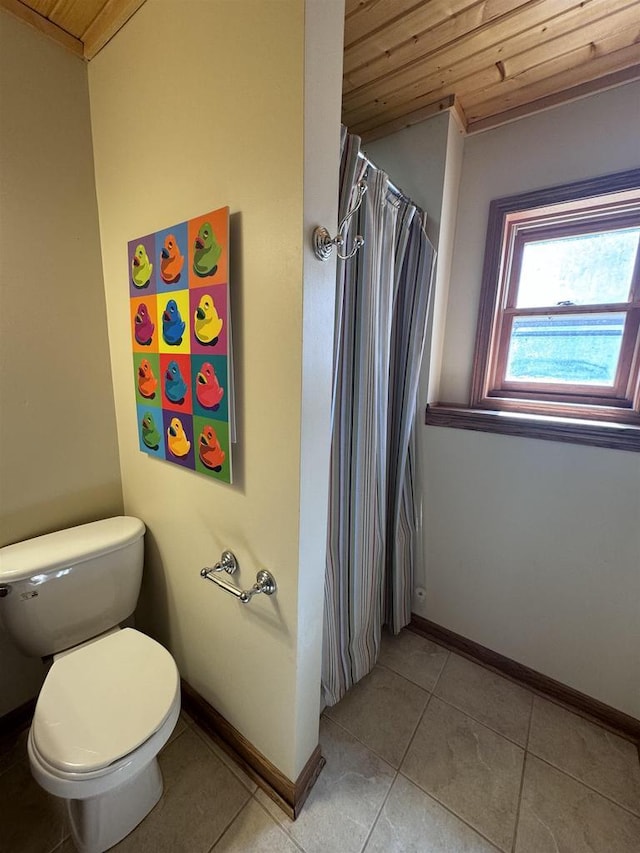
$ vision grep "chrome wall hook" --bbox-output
[312,180,367,261]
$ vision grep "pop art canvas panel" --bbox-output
[129,207,232,483]
[156,222,188,291]
[128,234,157,297]
[130,294,158,352]
[133,353,161,407]
[193,416,231,482]
[137,405,165,458]
[191,354,228,422]
[188,208,229,288]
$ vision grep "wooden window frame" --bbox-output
[470,169,640,428]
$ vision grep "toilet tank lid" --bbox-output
[0,517,145,583]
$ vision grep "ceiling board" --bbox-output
[0,0,145,59]
[2,0,638,136]
[49,0,105,39]
[342,0,640,138]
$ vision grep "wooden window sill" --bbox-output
[425,405,640,452]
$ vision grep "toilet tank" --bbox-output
[0,517,145,657]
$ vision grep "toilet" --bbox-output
[0,517,180,853]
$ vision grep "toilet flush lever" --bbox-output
[200,550,277,604]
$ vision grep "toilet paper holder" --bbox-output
[200,550,276,604]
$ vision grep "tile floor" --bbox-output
[2,629,639,853]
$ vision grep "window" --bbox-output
[426,169,640,452]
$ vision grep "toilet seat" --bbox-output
[32,628,179,774]
[28,696,180,800]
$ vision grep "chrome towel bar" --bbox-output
[200,550,276,604]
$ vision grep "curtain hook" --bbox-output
[313,181,367,261]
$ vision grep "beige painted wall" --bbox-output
[415,83,640,717]
[88,0,343,779]
[0,11,123,716]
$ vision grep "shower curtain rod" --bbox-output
[311,147,425,261]
[357,150,414,206]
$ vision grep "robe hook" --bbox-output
[312,181,367,261]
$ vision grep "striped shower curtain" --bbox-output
[322,129,436,706]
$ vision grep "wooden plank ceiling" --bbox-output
[3,0,640,138]
[343,0,640,138]
[0,0,146,59]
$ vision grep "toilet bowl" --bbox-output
[28,627,180,853]
[0,517,180,853]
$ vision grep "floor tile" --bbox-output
[166,712,188,746]
[324,664,429,767]
[256,716,395,853]
[113,728,250,852]
[378,629,449,691]
[401,696,524,852]
[212,798,302,852]
[190,723,258,793]
[528,696,640,814]
[0,759,68,853]
[0,726,29,777]
[435,653,532,745]
[515,754,640,853]
[52,842,75,853]
[364,773,500,852]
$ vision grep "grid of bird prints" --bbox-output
[129,206,232,484]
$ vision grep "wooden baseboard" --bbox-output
[410,614,640,743]
[0,697,36,739]
[180,680,324,820]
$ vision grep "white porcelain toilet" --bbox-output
[0,517,180,853]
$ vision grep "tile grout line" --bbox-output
[526,750,640,821]
[185,716,257,794]
[510,692,535,853]
[250,794,307,853]
[409,628,640,748]
[428,690,531,749]
[321,713,397,772]
[396,688,434,769]
[394,648,519,853]
[358,768,399,853]
[204,788,254,853]
[395,766,504,852]
[375,646,449,692]
[371,644,451,771]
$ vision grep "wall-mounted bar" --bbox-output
[200,550,276,604]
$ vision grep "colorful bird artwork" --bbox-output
[164,360,188,404]
[162,299,186,345]
[131,244,153,288]
[141,412,161,450]
[195,362,224,410]
[130,208,232,481]
[193,222,222,277]
[134,303,155,346]
[160,234,184,284]
[194,294,223,345]
[198,424,225,471]
[137,359,158,398]
[167,417,191,457]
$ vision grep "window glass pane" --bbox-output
[516,228,638,308]
[505,313,625,385]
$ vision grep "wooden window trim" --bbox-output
[468,169,640,433]
[425,405,640,453]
